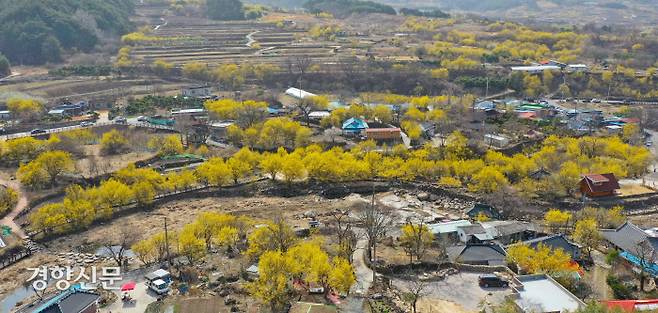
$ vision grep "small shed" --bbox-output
[210,121,235,139]
[457,224,494,244]
[466,203,501,220]
[246,265,260,278]
[182,85,212,98]
[419,122,436,138]
[428,220,472,242]
[48,109,69,116]
[0,110,11,120]
[528,168,551,181]
[484,134,510,148]
[285,87,317,100]
[308,111,330,120]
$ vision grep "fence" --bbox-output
[1,121,177,141]
[0,248,32,270]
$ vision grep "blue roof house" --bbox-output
[342,117,368,135]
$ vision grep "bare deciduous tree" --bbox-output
[295,55,313,84]
[328,208,360,262]
[395,276,429,313]
[102,224,138,268]
[357,194,394,264]
[632,239,656,291]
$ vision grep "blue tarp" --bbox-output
[620,251,658,277]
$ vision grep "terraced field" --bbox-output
[129,14,361,68]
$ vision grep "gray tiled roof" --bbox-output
[514,234,582,259]
[601,222,658,262]
[448,244,507,265]
[57,292,99,313]
[18,289,99,313]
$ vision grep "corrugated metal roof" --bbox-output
[514,274,584,312]
[429,220,471,234]
[285,87,317,99]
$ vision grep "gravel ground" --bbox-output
[392,271,511,312]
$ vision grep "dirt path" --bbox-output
[0,176,27,239]
[341,238,373,313]
[246,30,260,48]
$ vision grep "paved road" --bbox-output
[1,119,174,141]
[340,238,373,313]
[0,176,28,239]
[0,122,116,141]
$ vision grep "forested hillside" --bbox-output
[382,0,658,24]
[0,0,134,65]
[303,0,396,17]
[385,0,655,11]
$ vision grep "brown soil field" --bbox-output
[417,298,474,313]
[46,195,351,252]
[376,243,445,266]
[629,212,658,229]
[2,194,355,304]
[618,183,656,197]
[0,78,188,102]
[0,254,59,296]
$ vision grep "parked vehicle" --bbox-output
[137,116,147,122]
[309,286,324,294]
[145,269,172,295]
[114,116,127,124]
[30,129,46,135]
[478,274,509,288]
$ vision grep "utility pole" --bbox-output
[164,217,171,267]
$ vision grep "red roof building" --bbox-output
[517,112,538,120]
[365,128,401,141]
[603,299,658,312]
[620,117,640,124]
[579,173,620,197]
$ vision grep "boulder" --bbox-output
[224,297,237,305]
